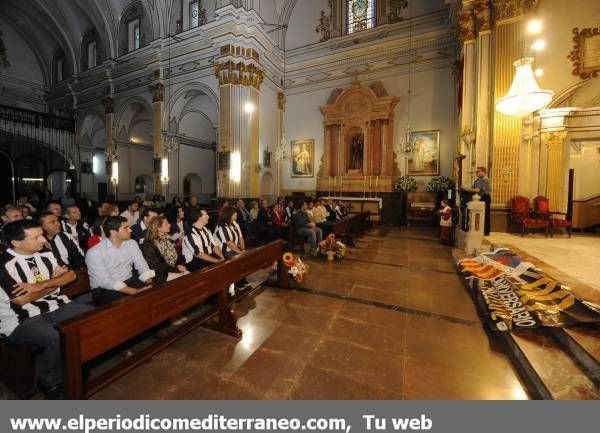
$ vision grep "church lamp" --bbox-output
[495,58,553,117]
[110,161,119,185]
[230,151,241,182]
[161,158,169,184]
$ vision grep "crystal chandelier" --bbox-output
[496,58,553,117]
[274,134,289,161]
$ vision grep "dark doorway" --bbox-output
[568,169,574,217]
[0,151,14,204]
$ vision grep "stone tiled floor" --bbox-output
[87,226,527,400]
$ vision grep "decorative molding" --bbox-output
[457,10,476,43]
[151,83,164,102]
[493,0,539,22]
[102,96,114,114]
[474,0,492,32]
[277,92,285,110]
[567,27,600,79]
[387,0,408,24]
[214,61,264,89]
[316,0,333,43]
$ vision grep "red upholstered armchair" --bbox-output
[533,196,573,238]
[510,196,549,237]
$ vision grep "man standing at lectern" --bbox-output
[462,167,492,236]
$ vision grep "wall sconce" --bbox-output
[461,128,476,147]
[230,151,241,182]
[161,157,169,184]
[110,161,119,184]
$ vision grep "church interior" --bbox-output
[0,0,599,400]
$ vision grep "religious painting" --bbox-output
[406,130,440,176]
[291,139,314,177]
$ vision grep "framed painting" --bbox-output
[291,139,314,177]
[406,130,440,176]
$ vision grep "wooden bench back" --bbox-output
[57,240,285,364]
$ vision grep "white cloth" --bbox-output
[120,210,140,227]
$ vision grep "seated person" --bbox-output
[120,201,140,227]
[169,206,189,246]
[183,209,225,271]
[249,201,259,222]
[256,199,278,243]
[334,200,346,221]
[46,202,62,219]
[293,201,323,255]
[236,199,251,237]
[325,199,337,222]
[61,204,91,252]
[86,216,155,306]
[131,208,158,245]
[142,215,187,285]
[214,207,245,259]
[39,211,85,270]
[283,200,295,226]
[87,216,106,250]
[313,198,333,236]
[0,220,92,398]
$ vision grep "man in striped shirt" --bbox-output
[61,204,91,252]
[183,209,225,271]
[0,220,92,398]
[40,211,85,270]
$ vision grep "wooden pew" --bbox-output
[331,211,371,246]
[57,240,289,399]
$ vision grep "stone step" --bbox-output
[501,328,600,400]
[550,325,600,387]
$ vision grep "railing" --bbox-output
[0,104,75,132]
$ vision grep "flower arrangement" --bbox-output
[319,234,347,260]
[426,176,455,192]
[280,252,309,283]
[393,176,418,192]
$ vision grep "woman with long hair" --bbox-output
[87,216,107,249]
[142,215,187,285]
[183,208,225,271]
[169,206,188,246]
[214,207,245,258]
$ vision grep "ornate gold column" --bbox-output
[215,45,263,198]
[542,131,568,212]
[474,0,492,169]
[277,92,285,195]
[151,82,165,196]
[457,6,477,186]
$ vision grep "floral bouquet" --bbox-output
[393,176,418,192]
[319,234,347,261]
[426,176,455,192]
[274,252,309,284]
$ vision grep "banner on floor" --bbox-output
[458,248,600,331]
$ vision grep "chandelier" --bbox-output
[162,131,179,153]
[274,133,289,162]
[105,126,119,162]
[496,58,553,117]
[401,0,414,158]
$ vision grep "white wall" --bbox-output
[570,143,600,200]
[283,67,456,191]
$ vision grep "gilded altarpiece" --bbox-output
[319,81,398,193]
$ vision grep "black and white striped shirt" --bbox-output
[183,226,218,263]
[46,232,85,269]
[0,250,70,337]
[61,220,91,250]
[284,207,295,224]
[334,205,345,221]
[213,223,240,253]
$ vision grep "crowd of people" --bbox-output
[0,193,350,398]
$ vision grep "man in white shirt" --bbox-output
[61,204,91,251]
[120,201,140,227]
[313,198,332,236]
[86,216,155,306]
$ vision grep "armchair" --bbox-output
[533,196,573,238]
[510,196,549,237]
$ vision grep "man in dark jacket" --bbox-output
[131,208,158,245]
[39,212,85,269]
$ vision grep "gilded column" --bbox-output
[277,92,285,196]
[457,7,477,186]
[215,46,264,198]
[151,82,165,195]
[542,131,568,212]
[474,0,492,169]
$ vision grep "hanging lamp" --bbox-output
[495,57,553,117]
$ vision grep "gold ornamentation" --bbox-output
[567,27,600,79]
[474,0,492,32]
[214,61,264,89]
[457,10,476,42]
[387,0,408,24]
[494,0,539,21]
[151,83,164,102]
[277,92,286,110]
[316,0,333,42]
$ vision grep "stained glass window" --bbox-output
[346,0,375,34]
[190,0,199,28]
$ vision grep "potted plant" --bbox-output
[393,176,418,225]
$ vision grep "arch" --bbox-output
[80,26,105,71]
[46,169,74,199]
[164,82,220,127]
[114,96,153,141]
[117,1,154,56]
[261,171,275,197]
[134,174,155,196]
[183,172,203,196]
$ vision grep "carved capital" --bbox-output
[457,10,476,43]
[151,83,165,103]
[102,97,114,114]
[214,61,264,90]
[474,0,492,32]
[277,92,285,110]
[542,131,568,148]
[493,0,539,22]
